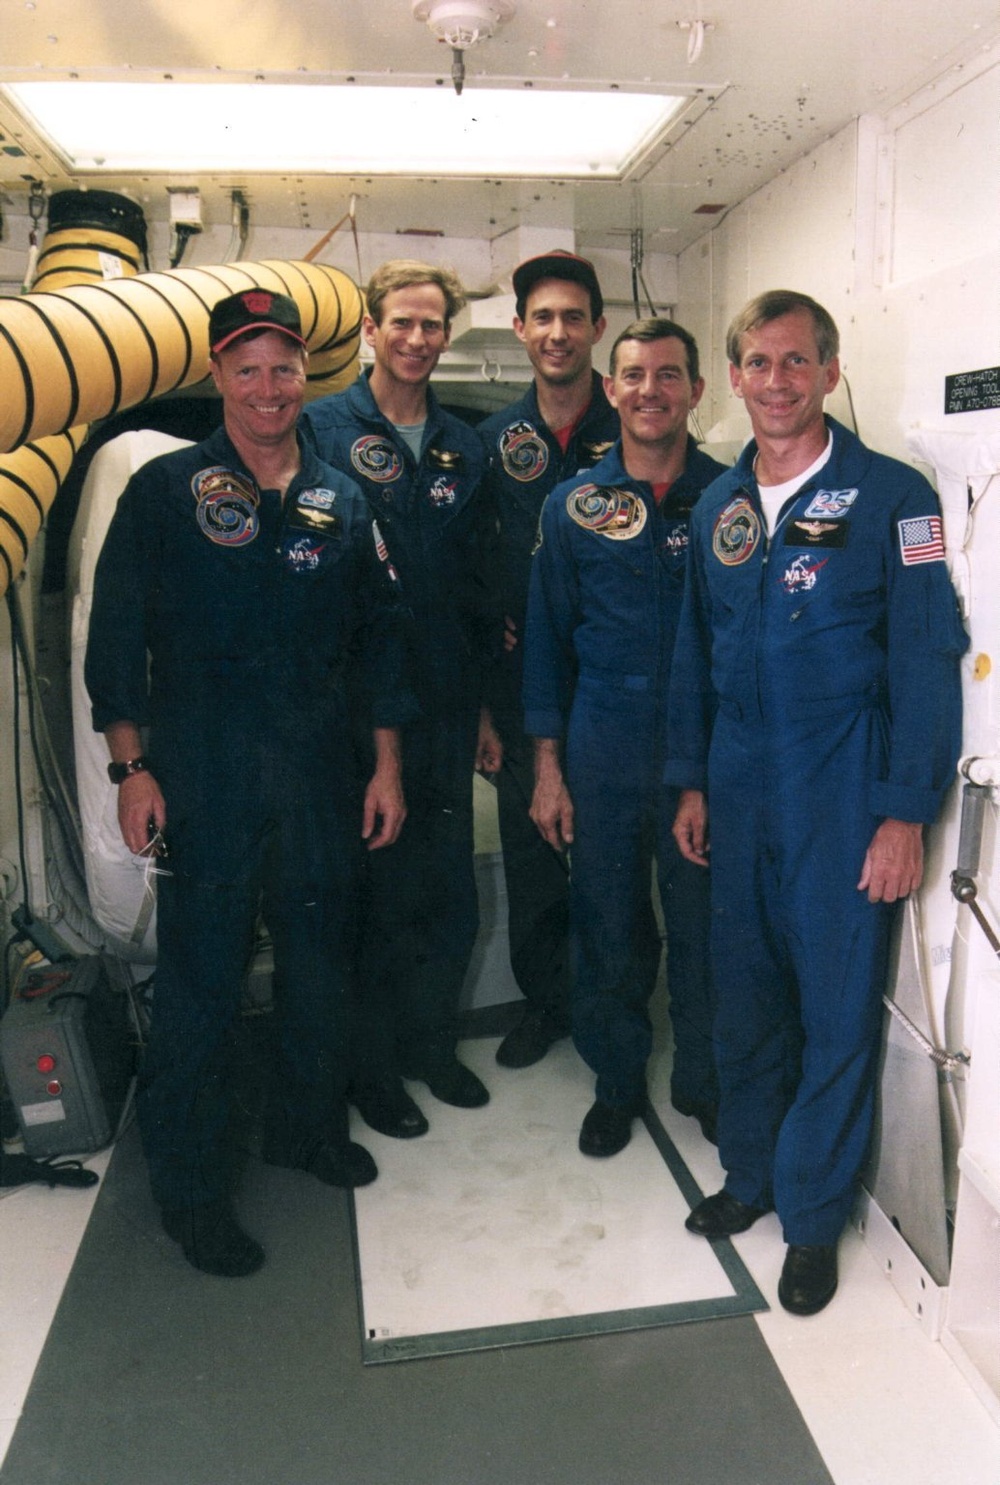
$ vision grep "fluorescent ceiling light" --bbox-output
[4,81,685,178]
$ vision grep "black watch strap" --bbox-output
[108,756,150,784]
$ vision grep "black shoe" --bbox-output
[578,1099,637,1158]
[778,1244,838,1316]
[161,1201,265,1278]
[263,1132,378,1188]
[405,1059,490,1108]
[670,1094,719,1145]
[496,1009,569,1069]
[351,1079,429,1139]
[685,1189,770,1238]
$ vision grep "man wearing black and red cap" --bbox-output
[86,289,412,1276]
[479,251,619,1068]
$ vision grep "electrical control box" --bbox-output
[0,956,134,1158]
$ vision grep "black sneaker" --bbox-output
[161,1201,265,1278]
[578,1100,636,1158]
[496,1009,569,1069]
[351,1079,429,1139]
[404,1058,490,1108]
[263,1132,378,1188]
[778,1243,839,1316]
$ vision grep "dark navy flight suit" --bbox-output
[85,426,410,1214]
[666,416,966,1245]
[523,437,726,1111]
[303,373,495,1080]
[479,372,618,1030]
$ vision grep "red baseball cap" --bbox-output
[209,289,306,354]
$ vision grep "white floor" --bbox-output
[354,1037,740,1348]
[2,1038,999,1485]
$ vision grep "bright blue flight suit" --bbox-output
[85,426,410,1214]
[302,374,496,1081]
[480,371,619,1029]
[666,417,967,1245]
[523,438,726,1111]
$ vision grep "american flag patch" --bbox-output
[372,519,399,583]
[898,514,944,565]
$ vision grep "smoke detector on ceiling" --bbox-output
[412,1,516,50]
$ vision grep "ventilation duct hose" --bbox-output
[0,190,364,598]
[31,188,148,291]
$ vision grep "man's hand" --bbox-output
[857,818,923,903]
[475,708,503,775]
[672,788,710,867]
[530,738,574,850]
[362,771,406,850]
[117,772,167,857]
[503,614,518,654]
[363,727,406,850]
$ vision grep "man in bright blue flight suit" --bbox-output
[670,290,966,1316]
[303,260,502,1140]
[86,290,410,1277]
[524,318,726,1158]
[479,250,619,1070]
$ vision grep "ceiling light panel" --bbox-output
[2,81,688,180]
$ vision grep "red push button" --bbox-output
[45,1080,62,1096]
[36,1054,56,1074]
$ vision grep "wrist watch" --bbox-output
[107,756,149,784]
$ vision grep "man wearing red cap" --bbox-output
[86,289,411,1276]
[479,251,619,1069]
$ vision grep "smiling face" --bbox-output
[729,308,840,447]
[514,277,605,390]
[364,282,451,394]
[210,329,307,450]
[604,335,703,452]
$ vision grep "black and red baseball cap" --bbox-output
[209,289,306,354]
[512,250,604,319]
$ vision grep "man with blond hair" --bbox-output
[305,261,502,1138]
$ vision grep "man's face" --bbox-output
[604,336,703,449]
[364,283,451,390]
[729,308,839,443]
[210,330,306,448]
[514,278,605,388]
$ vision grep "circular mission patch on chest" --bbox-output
[566,484,647,540]
[190,466,260,547]
[350,435,403,483]
[712,495,761,566]
[499,420,549,482]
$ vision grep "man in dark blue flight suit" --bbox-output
[86,290,410,1276]
[670,290,966,1315]
[479,250,619,1070]
[523,318,725,1158]
[303,261,503,1139]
